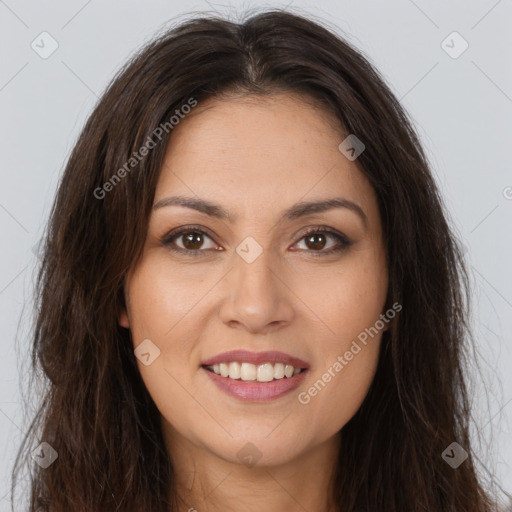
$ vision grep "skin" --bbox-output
[119,92,389,512]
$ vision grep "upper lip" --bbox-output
[202,350,310,369]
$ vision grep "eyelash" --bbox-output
[161,225,352,257]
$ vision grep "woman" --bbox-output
[11,9,503,512]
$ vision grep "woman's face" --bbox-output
[119,93,389,468]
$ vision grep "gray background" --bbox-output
[1,0,511,509]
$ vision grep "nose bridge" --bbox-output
[218,234,294,332]
[233,235,279,302]
[237,243,273,288]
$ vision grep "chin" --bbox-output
[205,431,309,468]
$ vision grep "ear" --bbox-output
[119,308,130,328]
[118,287,130,328]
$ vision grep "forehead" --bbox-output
[165,92,345,163]
[155,93,378,226]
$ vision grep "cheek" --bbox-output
[292,251,386,429]
[126,256,211,338]
[125,259,206,396]
[125,263,207,440]
[297,333,382,437]
[294,249,387,349]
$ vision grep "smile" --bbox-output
[204,361,305,382]
[201,350,309,401]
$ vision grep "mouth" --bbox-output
[201,349,309,382]
[201,350,309,401]
[203,361,307,382]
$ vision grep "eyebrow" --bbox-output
[153,195,368,227]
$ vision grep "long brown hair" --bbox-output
[11,8,498,511]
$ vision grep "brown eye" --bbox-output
[162,228,218,253]
[162,226,351,257]
[181,232,206,250]
[304,232,328,251]
[294,228,352,255]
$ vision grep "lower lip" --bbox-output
[202,367,308,402]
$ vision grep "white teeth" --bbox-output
[240,362,257,381]
[219,363,229,377]
[273,362,285,379]
[207,361,304,382]
[257,363,274,382]
[228,362,241,379]
[284,364,294,378]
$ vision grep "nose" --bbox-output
[218,245,295,335]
